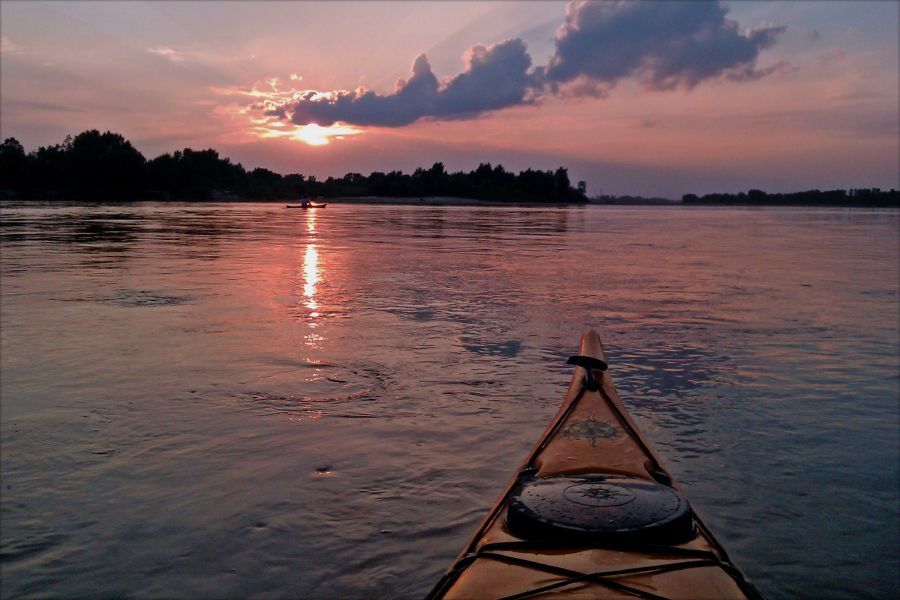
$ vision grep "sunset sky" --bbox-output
[1,1,897,197]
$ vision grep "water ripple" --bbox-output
[0,203,897,599]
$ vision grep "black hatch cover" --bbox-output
[507,473,694,544]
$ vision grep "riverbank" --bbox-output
[332,196,589,206]
[3,195,898,208]
[0,195,586,207]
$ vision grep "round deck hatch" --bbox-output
[507,473,694,543]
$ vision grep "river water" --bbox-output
[1,202,897,599]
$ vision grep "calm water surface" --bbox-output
[1,203,897,599]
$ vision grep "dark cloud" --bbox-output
[435,39,536,119]
[269,54,437,127]
[274,1,783,127]
[283,39,534,127]
[544,1,784,92]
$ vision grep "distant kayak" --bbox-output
[427,330,763,599]
[285,203,327,209]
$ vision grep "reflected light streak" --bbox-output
[287,410,325,422]
[303,244,319,313]
[299,207,324,349]
[304,332,325,350]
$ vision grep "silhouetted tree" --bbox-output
[0,138,27,190]
[0,129,590,203]
[68,130,145,194]
[554,167,570,197]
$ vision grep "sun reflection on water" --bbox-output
[304,244,319,313]
[300,210,324,348]
[303,210,319,315]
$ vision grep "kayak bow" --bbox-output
[427,330,762,600]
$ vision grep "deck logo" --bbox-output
[564,482,636,507]
[563,415,620,447]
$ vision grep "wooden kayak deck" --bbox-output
[427,330,761,600]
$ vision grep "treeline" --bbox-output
[683,189,898,208]
[318,162,586,202]
[0,130,587,203]
[592,195,676,205]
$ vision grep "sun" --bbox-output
[214,77,365,146]
[251,120,364,146]
[291,123,363,146]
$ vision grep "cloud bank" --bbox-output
[543,0,783,93]
[275,39,535,127]
[269,0,783,128]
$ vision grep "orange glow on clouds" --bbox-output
[213,79,364,146]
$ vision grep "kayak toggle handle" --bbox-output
[567,355,608,391]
